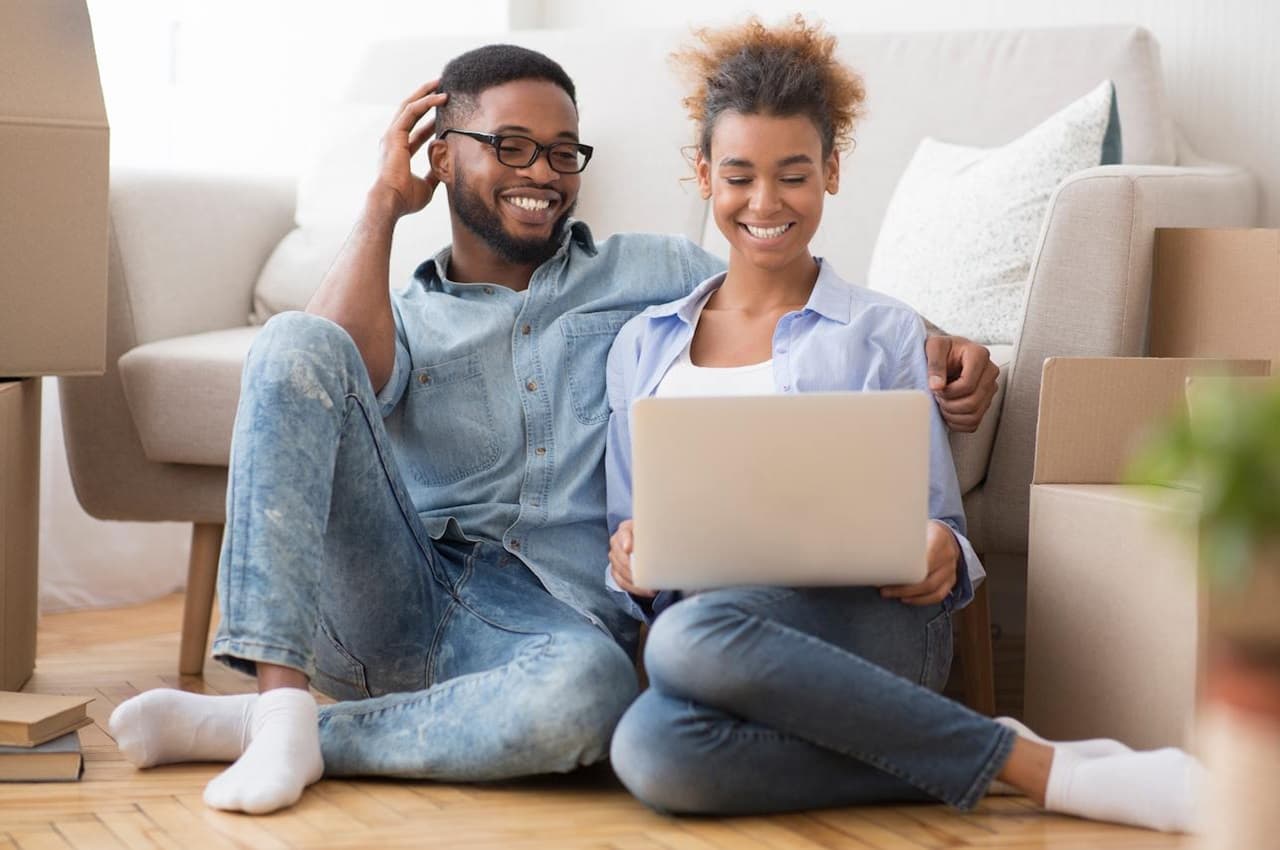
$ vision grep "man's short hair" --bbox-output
[437,44,577,132]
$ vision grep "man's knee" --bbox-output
[250,312,362,373]
[520,633,639,770]
[244,312,366,404]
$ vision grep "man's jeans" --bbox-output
[211,313,638,779]
[610,587,1015,813]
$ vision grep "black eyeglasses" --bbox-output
[439,129,594,174]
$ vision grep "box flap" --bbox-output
[1033,357,1270,485]
[0,1,106,128]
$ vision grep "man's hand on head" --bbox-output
[924,334,999,433]
[372,80,450,220]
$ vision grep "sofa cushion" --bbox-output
[118,326,260,466]
[948,344,1013,496]
[867,81,1121,345]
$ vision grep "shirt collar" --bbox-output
[411,219,598,288]
[642,257,853,325]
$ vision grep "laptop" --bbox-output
[629,392,930,590]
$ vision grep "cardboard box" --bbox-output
[0,380,40,691]
[0,0,108,377]
[1024,357,1269,750]
[1151,229,1280,369]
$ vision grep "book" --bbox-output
[0,731,83,781]
[0,692,93,747]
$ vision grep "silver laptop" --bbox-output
[629,392,930,590]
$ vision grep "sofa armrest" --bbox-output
[978,162,1259,556]
[57,169,295,523]
[110,168,296,346]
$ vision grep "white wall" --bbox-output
[531,0,1280,227]
[89,0,512,175]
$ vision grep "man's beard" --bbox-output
[450,168,576,266]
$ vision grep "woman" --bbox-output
[603,16,1199,833]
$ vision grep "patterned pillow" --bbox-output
[867,81,1121,344]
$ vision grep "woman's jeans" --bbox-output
[610,586,1016,814]
[210,313,637,779]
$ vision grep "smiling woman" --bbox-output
[601,15,1207,834]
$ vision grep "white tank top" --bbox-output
[654,290,777,398]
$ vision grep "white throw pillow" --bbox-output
[867,80,1121,345]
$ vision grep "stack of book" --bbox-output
[0,692,92,781]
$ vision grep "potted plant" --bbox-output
[1130,378,1280,848]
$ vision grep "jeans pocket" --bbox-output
[312,619,372,701]
[919,609,954,692]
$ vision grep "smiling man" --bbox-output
[106,45,1000,815]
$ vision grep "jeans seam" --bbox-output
[716,605,966,806]
[342,389,450,594]
[318,632,554,725]
[424,598,461,687]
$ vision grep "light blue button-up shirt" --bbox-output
[374,221,724,645]
[604,259,984,623]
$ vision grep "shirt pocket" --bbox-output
[402,352,500,487]
[560,310,634,425]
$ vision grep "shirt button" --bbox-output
[483,286,494,295]
[510,539,521,550]
[522,324,532,335]
[418,373,430,385]
[526,380,538,392]
[535,447,547,456]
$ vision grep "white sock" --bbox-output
[1044,747,1203,833]
[987,716,1133,796]
[996,716,1132,758]
[108,689,257,767]
[203,688,324,815]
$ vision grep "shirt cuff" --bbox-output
[604,566,680,624]
[940,521,983,610]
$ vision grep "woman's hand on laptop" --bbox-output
[880,521,960,606]
[610,520,656,598]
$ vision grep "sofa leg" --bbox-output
[179,523,224,676]
[959,581,996,716]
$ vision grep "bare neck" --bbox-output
[715,251,819,314]
[445,222,538,292]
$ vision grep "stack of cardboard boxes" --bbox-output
[0,0,109,690]
[1024,228,1279,748]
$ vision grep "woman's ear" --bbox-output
[428,138,451,183]
[824,151,841,195]
[695,151,712,200]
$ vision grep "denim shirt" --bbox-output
[375,221,724,645]
[603,260,984,623]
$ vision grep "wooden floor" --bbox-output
[2,595,1191,850]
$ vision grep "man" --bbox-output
[108,44,999,815]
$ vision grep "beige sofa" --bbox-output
[60,26,1257,696]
